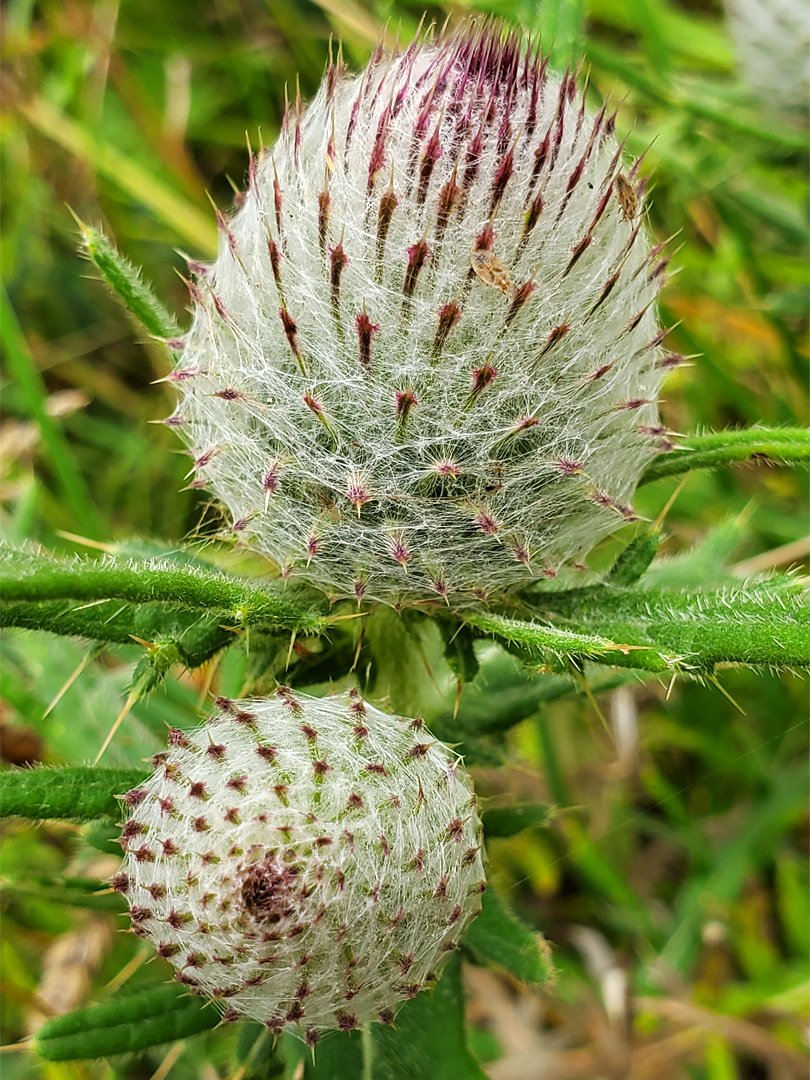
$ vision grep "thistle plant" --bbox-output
[116,689,484,1041]
[2,10,809,1080]
[171,24,668,606]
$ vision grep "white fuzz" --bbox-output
[726,0,810,110]
[169,24,670,606]
[114,690,485,1042]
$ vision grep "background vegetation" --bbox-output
[1,0,807,1077]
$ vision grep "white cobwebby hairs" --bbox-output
[167,24,672,606]
[114,690,485,1043]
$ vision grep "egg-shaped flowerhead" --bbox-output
[169,22,672,606]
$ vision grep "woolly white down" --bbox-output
[170,26,669,605]
[116,691,485,1039]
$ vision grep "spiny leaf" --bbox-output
[537,583,810,671]
[34,985,219,1061]
[464,611,671,673]
[640,514,748,589]
[0,599,235,669]
[641,426,810,484]
[434,647,635,738]
[464,887,553,984]
[76,217,180,342]
[0,548,326,634]
[482,803,555,838]
[1,766,148,821]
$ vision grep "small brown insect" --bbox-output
[615,173,637,222]
[470,250,512,294]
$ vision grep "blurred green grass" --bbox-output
[1,1,808,1077]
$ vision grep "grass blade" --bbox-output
[18,96,217,255]
[0,285,104,538]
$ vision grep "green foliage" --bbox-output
[287,956,488,1080]
[464,888,553,984]
[0,548,325,634]
[607,528,661,586]
[1,765,147,821]
[465,610,672,673]
[35,985,219,1060]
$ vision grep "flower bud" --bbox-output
[116,691,485,1041]
[171,23,668,605]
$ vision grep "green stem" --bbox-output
[641,427,810,484]
[1,599,235,669]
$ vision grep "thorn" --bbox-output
[56,530,116,553]
[453,680,462,721]
[707,673,746,714]
[93,686,140,765]
[43,646,100,718]
[653,473,689,530]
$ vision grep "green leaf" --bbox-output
[1,766,147,821]
[538,0,586,67]
[443,623,480,685]
[288,956,486,1080]
[482,803,555,838]
[607,528,661,587]
[464,887,552,984]
[35,985,219,1061]
[465,611,671,673]
[76,218,181,342]
[641,427,810,484]
[537,583,810,671]
[434,647,635,738]
[640,515,747,590]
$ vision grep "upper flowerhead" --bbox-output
[169,22,670,606]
